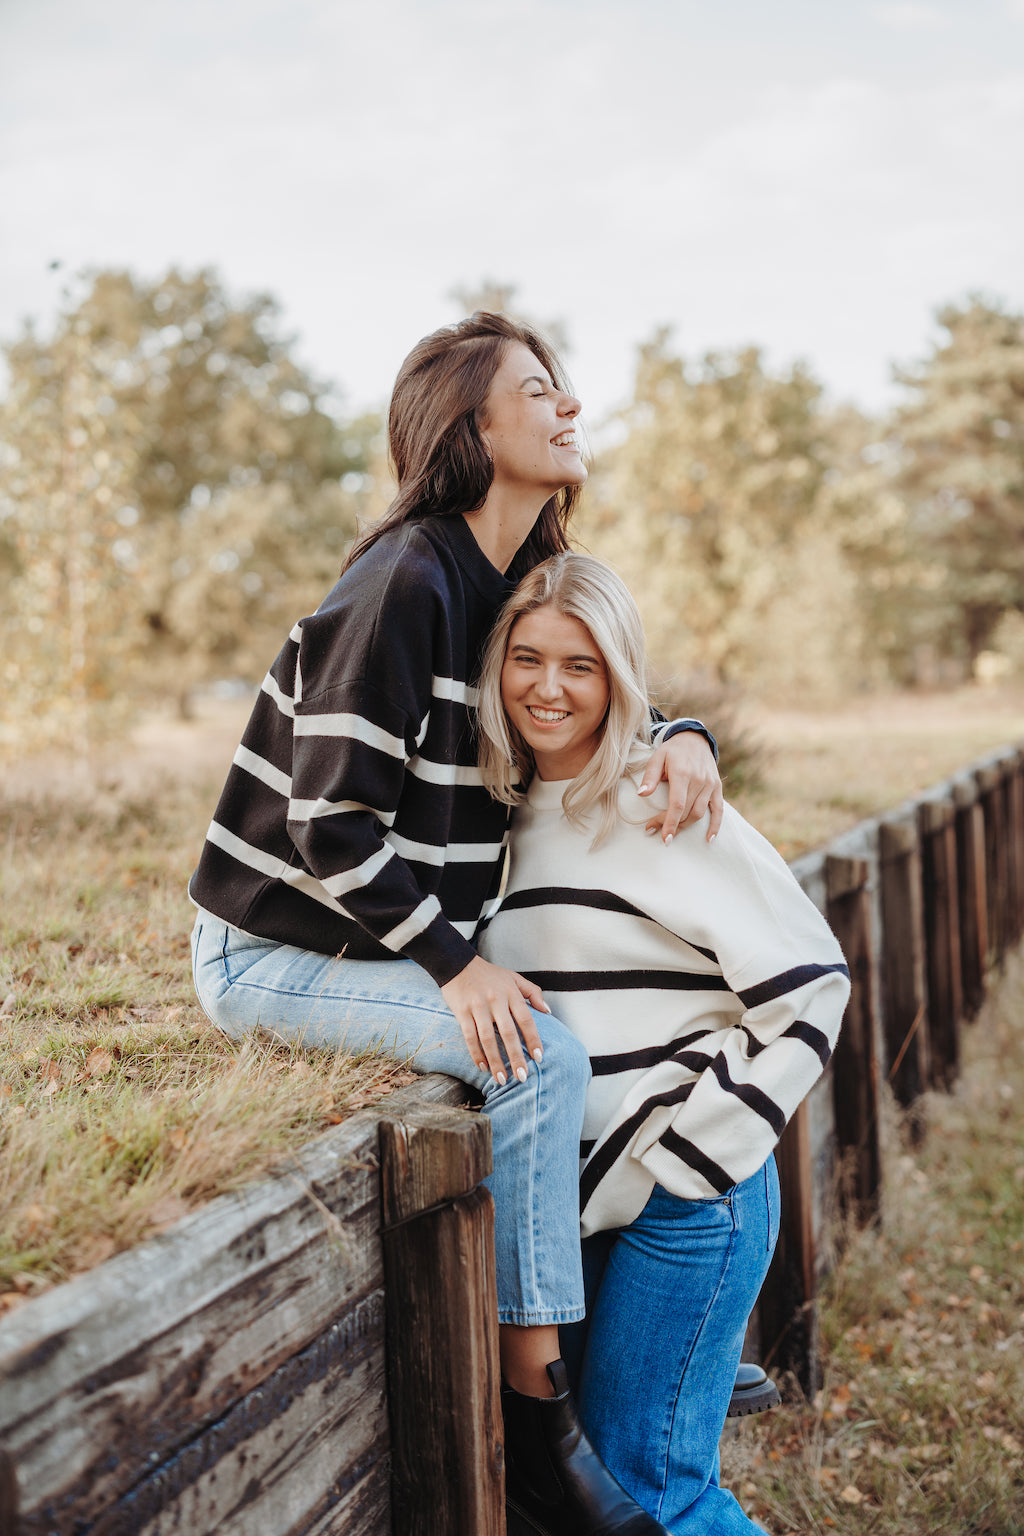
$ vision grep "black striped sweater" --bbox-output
[477,775,850,1236]
[189,515,516,986]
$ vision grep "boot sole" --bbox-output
[726,1381,782,1417]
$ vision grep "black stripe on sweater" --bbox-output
[492,887,719,962]
[737,962,849,1010]
[524,970,732,994]
[738,1018,833,1067]
[657,1128,734,1195]
[579,1081,697,1213]
[708,1056,786,1136]
[590,1029,720,1076]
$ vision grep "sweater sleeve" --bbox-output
[283,576,477,988]
[631,806,849,1200]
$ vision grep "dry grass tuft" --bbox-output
[721,948,1024,1535]
[0,764,415,1306]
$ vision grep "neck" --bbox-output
[463,487,549,574]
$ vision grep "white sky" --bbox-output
[1,0,1022,426]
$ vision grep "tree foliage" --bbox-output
[0,268,378,738]
[583,334,867,699]
[891,297,1024,665]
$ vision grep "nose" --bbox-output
[535,664,563,701]
[558,391,581,418]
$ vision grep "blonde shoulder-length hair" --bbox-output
[477,553,653,846]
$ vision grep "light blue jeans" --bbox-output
[562,1161,780,1534]
[190,910,590,1326]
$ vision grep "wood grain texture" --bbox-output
[0,1073,471,1529]
[382,1187,504,1536]
[918,796,963,1090]
[878,815,931,1113]
[826,855,882,1219]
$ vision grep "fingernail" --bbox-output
[709,833,717,844]
[478,1061,487,1071]
[496,1071,507,1086]
[539,1002,551,1013]
[664,833,673,845]
[516,1067,528,1083]
[533,1047,544,1062]
[638,783,651,795]
[645,825,657,836]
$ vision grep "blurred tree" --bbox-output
[0,268,376,737]
[890,296,1024,668]
[583,333,865,700]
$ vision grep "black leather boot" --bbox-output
[502,1359,669,1535]
[726,1361,782,1417]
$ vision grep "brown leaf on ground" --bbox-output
[84,1047,114,1077]
[71,1232,117,1271]
[0,992,17,1015]
[839,1485,864,1505]
[144,1195,191,1232]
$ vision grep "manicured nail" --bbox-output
[538,1001,551,1013]
[478,1061,488,1071]
[638,783,652,795]
[496,1071,507,1086]
[709,833,717,844]
[533,1047,544,1062]
[664,833,673,845]
[645,825,657,836]
[516,1067,528,1083]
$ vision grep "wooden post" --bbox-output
[977,761,1008,966]
[756,1105,820,1396]
[1005,750,1024,947]
[918,796,963,1090]
[825,854,882,1220]
[877,816,930,1123]
[953,775,989,1021]
[379,1102,504,1536]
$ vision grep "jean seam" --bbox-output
[655,1201,739,1517]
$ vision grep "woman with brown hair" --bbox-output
[189,312,721,1535]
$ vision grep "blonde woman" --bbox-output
[476,553,850,1535]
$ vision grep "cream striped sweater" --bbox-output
[477,776,850,1236]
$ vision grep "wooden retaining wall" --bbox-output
[2,741,1022,1533]
[755,742,1024,1393]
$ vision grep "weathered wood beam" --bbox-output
[379,1102,504,1536]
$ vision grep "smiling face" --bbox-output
[478,341,587,499]
[501,604,610,781]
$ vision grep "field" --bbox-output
[2,684,1024,1531]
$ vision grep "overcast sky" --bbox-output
[1,0,1022,425]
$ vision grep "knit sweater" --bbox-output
[477,776,850,1236]
[189,515,712,988]
[189,515,515,986]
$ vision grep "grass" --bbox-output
[0,762,415,1310]
[720,948,1024,1534]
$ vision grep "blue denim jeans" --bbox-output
[562,1161,780,1534]
[190,910,590,1326]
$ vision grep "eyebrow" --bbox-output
[509,642,602,664]
[520,374,553,389]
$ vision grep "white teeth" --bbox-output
[528,707,568,722]
[552,432,576,448]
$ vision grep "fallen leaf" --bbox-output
[0,992,17,1016]
[0,1083,13,1100]
[72,1233,117,1270]
[85,1047,113,1077]
[40,1079,59,1098]
[289,1060,313,1080]
[145,1195,190,1232]
[839,1485,864,1505]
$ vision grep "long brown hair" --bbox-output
[342,312,582,574]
